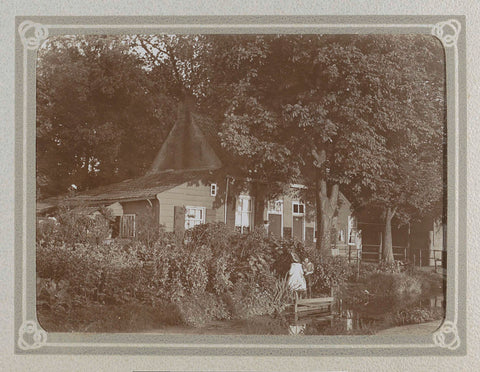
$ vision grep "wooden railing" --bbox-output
[360,244,407,263]
[289,295,335,321]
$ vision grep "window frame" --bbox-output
[235,194,254,234]
[120,214,136,238]
[210,183,217,197]
[292,201,305,216]
[184,206,206,230]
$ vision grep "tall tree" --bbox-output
[38,33,445,261]
[132,34,298,222]
[210,34,445,258]
[36,35,175,198]
[351,35,445,263]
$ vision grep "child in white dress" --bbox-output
[288,252,306,293]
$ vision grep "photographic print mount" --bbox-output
[15,16,466,355]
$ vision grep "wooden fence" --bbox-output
[360,244,407,263]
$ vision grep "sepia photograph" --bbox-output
[34,32,447,337]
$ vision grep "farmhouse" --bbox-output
[37,101,360,257]
[37,101,445,267]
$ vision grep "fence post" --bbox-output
[378,232,383,262]
[294,291,298,322]
[356,250,360,280]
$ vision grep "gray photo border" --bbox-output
[14,15,467,356]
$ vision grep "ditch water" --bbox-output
[154,278,445,336]
[156,292,445,336]
[287,293,445,336]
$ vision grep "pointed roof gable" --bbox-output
[147,101,223,174]
[37,101,228,215]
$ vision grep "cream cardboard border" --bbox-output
[14,16,467,356]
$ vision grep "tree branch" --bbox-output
[391,205,398,218]
[135,37,168,65]
[165,43,187,97]
[311,147,326,168]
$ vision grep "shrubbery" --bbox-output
[364,272,422,300]
[37,204,113,246]
[37,211,444,334]
[37,218,324,329]
[385,306,445,326]
[37,203,357,331]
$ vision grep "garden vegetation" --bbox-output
[36,207,352,332]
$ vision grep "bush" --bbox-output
[176,293,230,327]
[410,269,445,295]
[134,209,163,248]
[37,214,356,330]
[309,255,353,295]
[376,260,405,274]
[364,272,422,300]
[224,274,291,319]
[385,306,445,326]
[39,204,114,246]
[37,240,146,305]
[37,222,288,327]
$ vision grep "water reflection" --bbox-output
[288,294,445,335]
[288,322,306,335]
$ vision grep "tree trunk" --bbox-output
[253,182,266,228]
[382,206,396,263]
[315,176,339,258]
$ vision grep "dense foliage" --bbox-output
[37,208,355,330]
[36,36,176,198]
[38,34,445,262]
[37,205,444,333]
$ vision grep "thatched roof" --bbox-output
[147,102,224,173]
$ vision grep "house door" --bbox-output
[267,200,283,238]
[268,214,282,238]
[293,216,304,240]
[292,201,305,241]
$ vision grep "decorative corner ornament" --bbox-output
[18,20,49,50]
[432,19,461,48]
[432,320,460,350]
[18,320,48,350]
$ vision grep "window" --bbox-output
[348,216,357,245]
[185,206,206,230]
[267,200,283,214]
[210,183,217,197]
[235,195,253,233]
[120,214,135,238]
[292,201,305,215]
